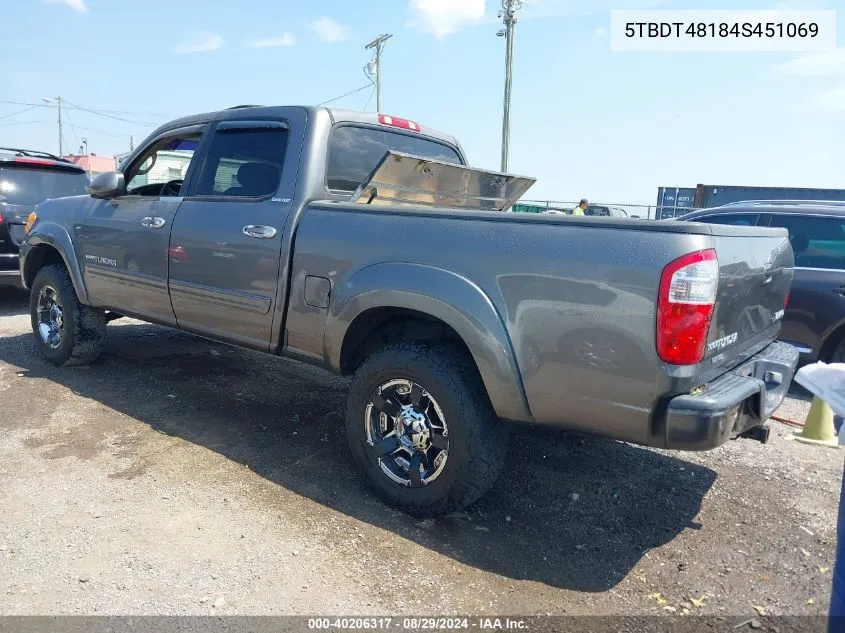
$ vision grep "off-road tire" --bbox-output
[30,264,106,366]
[345,343,510,517]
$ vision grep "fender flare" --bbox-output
[23,222,90,304]
[325,262,532,422]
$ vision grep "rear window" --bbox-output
[194,127,288,198]
[0,165,89,206]
[693,213,760,226]
[768,214,845,271]
[326,125,462,192]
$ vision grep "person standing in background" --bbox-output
[571,199,588,216]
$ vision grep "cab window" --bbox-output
[327,125,462,193]
[124,133,201,197]
[194,125,288,199]
[693,213,759,226]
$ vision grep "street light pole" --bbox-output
[365,33,393,113]
[498,0,522,173]
[43,96,64,156]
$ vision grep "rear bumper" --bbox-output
[665,341,799,450]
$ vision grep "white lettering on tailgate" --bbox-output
[707,332,738,353]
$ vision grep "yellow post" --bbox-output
[795,396,840,448]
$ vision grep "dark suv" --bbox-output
[0,148,89,286]
[679,200,845,363]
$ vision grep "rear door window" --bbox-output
[0,165,89,206]
[692,213,760,226]
[194,124,288,199]
[327,125,463,192]
[768,214,845,270]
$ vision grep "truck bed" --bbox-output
[285,201,792,448]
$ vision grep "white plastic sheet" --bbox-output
[794,362,845,445]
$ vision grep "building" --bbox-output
[63,154,117,178]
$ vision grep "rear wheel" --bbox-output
[345,343,509,517]
[30,264,106,366]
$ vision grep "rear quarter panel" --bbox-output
[286,205,720,443]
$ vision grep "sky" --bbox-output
[1,0,843,206]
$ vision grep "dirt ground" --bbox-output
[0,287,840,618]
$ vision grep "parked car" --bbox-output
[0,148,89,286]
[678,201,845,363]
[586,204,628,218]
[20,105,797,516]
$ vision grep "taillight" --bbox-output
[784,290,790,308]
[378,114,420,131]
[657,249,719,365]
[14,157,56,166]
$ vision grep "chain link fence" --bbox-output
[511,200,697,220]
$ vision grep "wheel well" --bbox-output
[339,308,478,377]
[24,245,66,287]
[819,321,845,362]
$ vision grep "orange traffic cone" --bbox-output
[795,396,840,448]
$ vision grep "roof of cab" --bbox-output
[144,105,462,153]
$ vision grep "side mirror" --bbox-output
[88,171,126,199]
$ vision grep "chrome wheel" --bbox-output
[36,284,64,349]
[365,379,450,487]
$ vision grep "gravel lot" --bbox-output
[0,287,840,618]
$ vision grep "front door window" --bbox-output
[124,134,201,197]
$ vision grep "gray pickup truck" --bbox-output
[19,105,798,516]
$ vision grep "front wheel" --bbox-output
[345,343,509,517]
[30,264,107,366]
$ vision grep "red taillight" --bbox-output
[378,114,420,131]
[784,290,790,308]
[657,249,719,365]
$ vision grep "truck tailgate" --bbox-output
[705,229,793,368]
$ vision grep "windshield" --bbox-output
[327,125,463,192]
[0,166,89,207]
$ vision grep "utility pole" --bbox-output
[43,96,64,156]
[497,0,522,173]
[365,33,392,112]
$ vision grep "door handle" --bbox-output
[243,225,277,239]
[141,216,166,229]
[834,285,845,297]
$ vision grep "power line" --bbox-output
[68,105,173,118]
[0,100,52,109]
[63,100,159,126]
[317,84,373,106]
[72,124,135,139]
[63,108,81,151]
[363,86,376,112]
[0,119,49,127]
[0,100,175,123]
[0,105,39,120]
